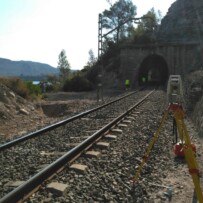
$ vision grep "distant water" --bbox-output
[32,81,40,85]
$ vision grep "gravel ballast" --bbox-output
[1,90,203,202]
[26,90,203,203]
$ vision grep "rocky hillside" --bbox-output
[157,0,203,137]
[184,70,203,137]
[0,83,56,140]
[0,58,59,77]
[157,0,203,44]
[193,96,203,137]
[0,82,97,141]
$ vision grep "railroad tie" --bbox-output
[96,142,110,149]
[110,128,123,134]
[122,119,131,124]
[132,111,141,115]
[85,150,101,158]
[7,181,25,188]
[126,116,135,121]
[69,163,88,173]
[104,134,117,140]
[47,182,68,196]
[117,123,128,128]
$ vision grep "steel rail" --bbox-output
[0,90,154,203]
[0,90,141,151]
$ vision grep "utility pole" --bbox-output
[97,13,103,102]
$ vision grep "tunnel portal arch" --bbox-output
[138,54,169,86]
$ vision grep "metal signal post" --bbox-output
[97,15,153,101]
[97,13,103,102]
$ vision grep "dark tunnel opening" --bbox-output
[138,54,169,86]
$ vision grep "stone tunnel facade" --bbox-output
[119,43,203,87]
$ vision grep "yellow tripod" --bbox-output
[132,103,203,202]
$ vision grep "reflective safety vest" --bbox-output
[125,80,130,85]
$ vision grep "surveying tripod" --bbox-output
[132,103,203,202]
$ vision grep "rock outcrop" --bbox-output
[0,83,34,119]
[184,70,203,138]
[0,83,52,140]
[157,0,203,137]
[157,0,203,44]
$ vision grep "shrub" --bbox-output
[84,66,98,85]
[63,75,93,92]
[25,81,41,96]
[0,77,29,99]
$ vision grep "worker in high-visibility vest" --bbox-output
[125,79,130,90]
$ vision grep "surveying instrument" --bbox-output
[133,75,203,202]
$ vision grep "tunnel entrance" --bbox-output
[138,54,169,86]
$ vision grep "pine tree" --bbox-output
[57,49,71,83]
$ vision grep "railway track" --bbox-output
[2,89,199,202]
[0,89,156,202]
[0,90,139,150]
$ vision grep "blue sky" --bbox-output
[0,0,176,70]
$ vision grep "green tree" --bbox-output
[102,0,137,43]
[63,75,93,92]
[57,49,71,83]
[131,8,162,43]
[87,49,97,67]
[139,8,161,35]
[106,0,113,6]
[46,74,60,91]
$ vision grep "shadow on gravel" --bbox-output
[173,156,187,165]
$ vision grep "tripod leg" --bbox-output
[172,118,178,144]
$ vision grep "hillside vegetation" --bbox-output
[0,58,58,77]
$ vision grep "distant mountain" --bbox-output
[0,58,59,77]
